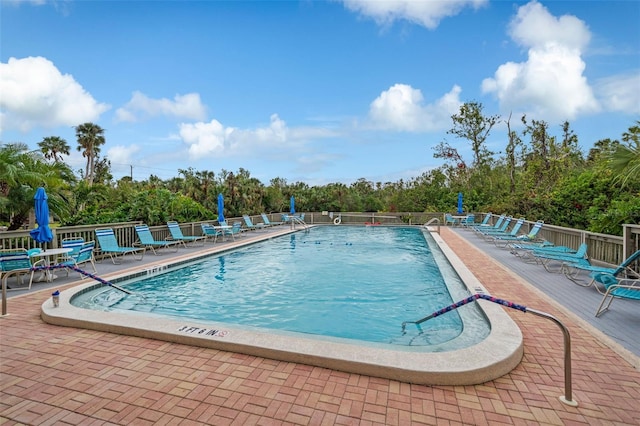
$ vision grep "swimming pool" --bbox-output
[42,225,523,385]
[72,226,489,349]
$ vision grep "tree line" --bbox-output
[1,104,638,235]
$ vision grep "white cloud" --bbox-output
[114,108,137,123]
[482,1,599,121]
[595,72,640,115]
[180,114,337,159]
[368,84,462,132]
[115,91,207,123]
[3,0,71,16]
[107,144,141,166]
[248,113,288,144]
[508,1,590,51]
[295,153,341,174]
[2,0,48,6]
[180,119,230,157]
[341,0,487,29]
[0,56,110,133]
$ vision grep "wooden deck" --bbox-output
[453,227,640,358]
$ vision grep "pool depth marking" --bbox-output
[145,264,168,275]
[178,325,229,338]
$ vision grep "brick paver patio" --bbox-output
[1,227,639,425]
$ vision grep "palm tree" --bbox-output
[75,122,106,186]
[0,143,26,201]
[196,170,216,209]
[609,121,640,188]
[38,136,70,163]
[0,143,69,230]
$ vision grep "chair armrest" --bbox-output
[31,258,47,268]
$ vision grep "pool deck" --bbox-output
[2,225,639,425]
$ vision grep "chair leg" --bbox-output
[135,249,145,261]
[28,271,35,290]
[540,259,564,273]
[595,288,616,317]
[562,265,592,286]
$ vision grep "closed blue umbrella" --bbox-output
[290,196,295,215]
[217,193,225,223]
[30,187,53,250]
[457,192,463,214]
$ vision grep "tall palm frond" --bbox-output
[610,122,640,188]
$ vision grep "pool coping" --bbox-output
[41,225,524,385]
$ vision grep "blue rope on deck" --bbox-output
[30,264,130,293]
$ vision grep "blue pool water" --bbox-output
[72,226,490,349]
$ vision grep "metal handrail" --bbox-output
[2,263,131,316]
[290,216,309,230]
[402,293,578,407]
[424,217,441,234]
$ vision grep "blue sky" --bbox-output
[1,0,639,185]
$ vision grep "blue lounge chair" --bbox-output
[468,212,491,229]
[135,224,181,255]
[0,248,43,290]
[61,237,85,256]
[509,241,572,260]
[476,216,511,235]
[242,215,266,231]
[167,221,206,246]
[201,223,222,243]
[95,228,145,264]
[444,213,458,226]
[281,213,305,224]
[459,214,476,228]
[290,213,305,224]
[472,214,505,233]
[261,213,282,226]
[281,213,303,224]
[476,216,513,237]
[491,221,544,248]
[215,220,243,241]
[563,250,640,290]
[59,240,97,276]
[253,214,271,227]
[533,243,588,272]
[595,276,640,317]
[223,222,243,240]
[482,217,524,241]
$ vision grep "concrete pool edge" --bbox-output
[41,226,524,385]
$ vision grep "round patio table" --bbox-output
[29,247,72,282]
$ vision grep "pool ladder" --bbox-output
[423,217,441,234]
[402,293,578,407]
[290,215,309,230]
